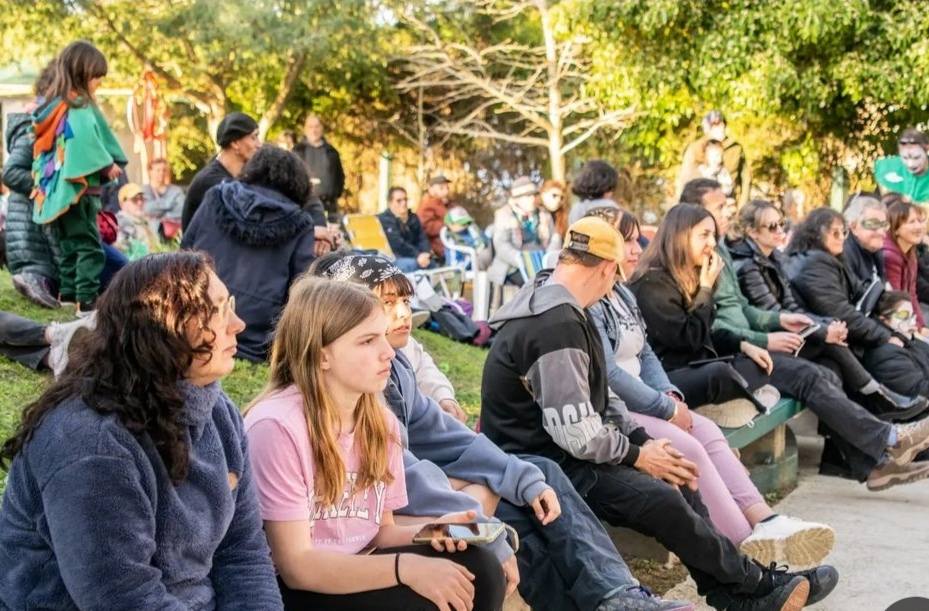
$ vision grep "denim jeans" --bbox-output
[100,243,128,292]
[495,454,637,611]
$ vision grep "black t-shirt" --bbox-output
[181,158,233,230]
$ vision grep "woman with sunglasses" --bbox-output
[730,200,927,419]
[786,208,904,355]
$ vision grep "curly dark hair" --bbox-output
[786,207,845,255]
[1,252,219,483]
[572,160,619,200]
[239,144,312,206]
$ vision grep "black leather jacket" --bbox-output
[786,248,892,348]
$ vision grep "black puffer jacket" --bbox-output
[862,330,929,398]
[729,238,830,340]
[2,113,57,280]
[786,248,892,348]
[181,181,315,362]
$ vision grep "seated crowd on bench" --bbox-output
[8,142,929,611]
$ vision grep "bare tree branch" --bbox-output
[258,50,307,139]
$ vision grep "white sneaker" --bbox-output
[47,313,97,378]
[693,398,758,428]
[739,514,835,569]
[411,310,431,329]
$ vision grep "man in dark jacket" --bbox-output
[181,112,261,230]
[482,216,837,610]
[2,112,58,307]
[181,146,315,361]
[842,194,887,290]
[377,186,433,272]
[293,115,345,222]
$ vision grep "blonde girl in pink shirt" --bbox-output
[245,278,505,611]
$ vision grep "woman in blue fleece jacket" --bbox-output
[0,252,283,610]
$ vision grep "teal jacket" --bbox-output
[712,243,782,348]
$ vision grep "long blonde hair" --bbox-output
[247,277,394,506]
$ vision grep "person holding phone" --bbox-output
[588,207,833,568]
[638,199,929,494]
[310,252,692,611]
[245,277,505,610]
[730,199,927,421]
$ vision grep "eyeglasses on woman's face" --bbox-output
[759,220,786,233]
[828,226,849,240]
[216,295,236,324]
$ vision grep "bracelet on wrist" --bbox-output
[395,553,403,586]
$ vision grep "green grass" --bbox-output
[0,267,489,492]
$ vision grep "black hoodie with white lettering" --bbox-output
[481,271,650,468]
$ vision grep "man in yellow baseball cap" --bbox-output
[562,215,627,280]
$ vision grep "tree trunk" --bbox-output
[538,0,565,181]
[258,51,307,140]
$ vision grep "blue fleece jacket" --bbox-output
[384,351,550,561]
[0,382,283,611]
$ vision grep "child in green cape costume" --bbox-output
[31,94,126,309]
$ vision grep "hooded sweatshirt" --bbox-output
[481,272,650,468]
[0,383,283,610]
[382,351,549,561]
[181,181,315,361]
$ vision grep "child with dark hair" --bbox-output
[31,41,127,313]
[182,145,316,361]
[862,290,929,400]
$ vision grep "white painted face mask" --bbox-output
[513,195,538,215]
[541,191,564,212]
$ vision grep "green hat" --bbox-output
[445,206,473,225]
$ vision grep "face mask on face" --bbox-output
[886,306,917,337]
[541,192,563,212]
[513,196,537,215]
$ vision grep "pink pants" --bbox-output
[630,411,765,544]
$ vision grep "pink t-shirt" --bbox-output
[245,385,408,554]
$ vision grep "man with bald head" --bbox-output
[294,114,345,222]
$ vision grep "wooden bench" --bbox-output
[608,398,805,561]
[721,398,803,494]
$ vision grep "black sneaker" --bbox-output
[77,299,96,317]
[12,272,60,308]
[729,576,809,611]
[785,564,838,605]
